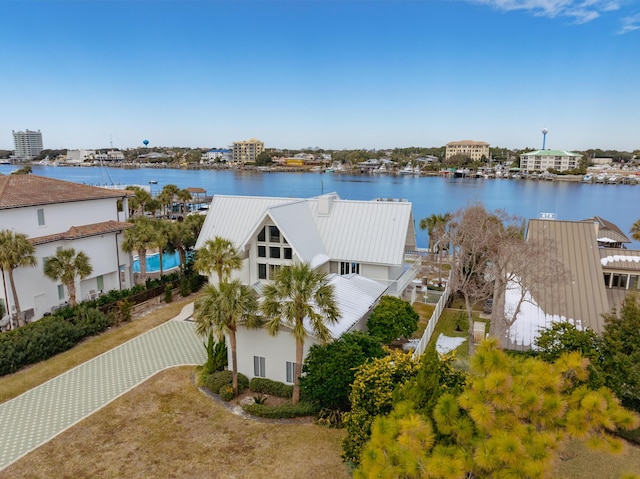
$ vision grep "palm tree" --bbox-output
[159,184,180,219]
[43,248,93,306]
[127,186,152,218]
[150,220,168,276]
[122,217,160,284]
[165,221,194,273]
[194,237,242,284]
[631,219,640,242]
[261,262,338,404]
[419,214,439,255]
[0,229,37,328]
[176,188,192,216]
[193,280,260,396]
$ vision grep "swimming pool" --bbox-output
[132,251,181,273]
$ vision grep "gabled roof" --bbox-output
[196,194,415,266]
[582,216,631,244]
[29,220,134,245]
[0,174,132,210]
[195,195,296,249]
[502,219,609,347]
[265,201,329,269]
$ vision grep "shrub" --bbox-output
[243,401,318,419]
[200,370,249,395]
[367,296,419,344]
[164,284,173,303]
[219,385,235,401]
[179,276,191,297]
[249,378,293,398]
[118,299,134,322]
[74,307,112,337]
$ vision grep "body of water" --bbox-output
[2,164,638,249]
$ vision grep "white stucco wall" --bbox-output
[232,326,321,384]
[1,198,124,238]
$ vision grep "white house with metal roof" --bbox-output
[195,192,419,383]
[0,174,133,326]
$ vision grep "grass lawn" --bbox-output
[0,295,197,404]
[553,437,640,479]
[0,367,350,479]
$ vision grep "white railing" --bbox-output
[412,275,451,359]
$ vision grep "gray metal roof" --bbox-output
[600,248,640,271]
[525,219,609,333]
[582,216,631,244]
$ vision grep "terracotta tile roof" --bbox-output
[29,220,134,245]
[0,174,133,210]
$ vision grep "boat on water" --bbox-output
[398,165,415,175]
[583,174,593,183]
[373,165,387,174]
[454,168,471,178]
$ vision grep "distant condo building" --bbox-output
[519,150,582,172]
[12,129,43,159]
[232,138,264,165]
[202,148,232,163]
[445,140,490,162]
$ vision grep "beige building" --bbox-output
[232,138,264,165]
[445,140,490,161]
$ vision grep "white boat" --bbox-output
[373,165,387,174]
[582,174,593,183]
[398,165,414,175]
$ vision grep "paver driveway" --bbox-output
[0,303,206,471]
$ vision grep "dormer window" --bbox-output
[257,227,266,242]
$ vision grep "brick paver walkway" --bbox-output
[0,303,206,471]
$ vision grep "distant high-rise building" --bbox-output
[12,129,43,159]
[445,140,490,162]
[232,138,264,165]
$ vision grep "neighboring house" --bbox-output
[519,149,582,172]
[201,149,232,163]
[494,217,639,350]
[0,174,134,322]
[195,193,419,382]
[582,216,631,249]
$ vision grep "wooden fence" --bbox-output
[412,275,451,359]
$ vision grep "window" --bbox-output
[269,264,280,279]
[340,261,360,275]
[258,263,267,280]
[603,272,611,287]
[612,273,627,288]
[257,227,265,242]
[269,246,281,259]
[97,275,104,291]
[57,284,65,301]
[286,361,297,384]
[258,245,266,258]
[284,247,292,260]
[630,275,639,290]
[37,208,45,226]
[254,356,266,378]
[269,226,280,242]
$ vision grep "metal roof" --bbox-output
[307,197,415,265]
[306,274,388,340]
[502,220,610,348]
[196,194,416,267]
[600,248,640,270]
[520,150,581,157]
[195,195,294,249]
[582,216,631,244]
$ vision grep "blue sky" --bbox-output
[1,0,639,151]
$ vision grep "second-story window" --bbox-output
[269,226,280,242]
[37,208,45,226]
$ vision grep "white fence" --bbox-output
[412,275,451,359]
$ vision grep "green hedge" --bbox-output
[0,308,111,376]
[201,370,249,395]
[249,377,293,398]
[243,401,318,419]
